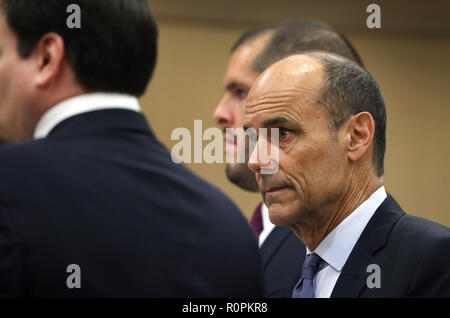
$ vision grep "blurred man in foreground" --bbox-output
[0,0,262,297]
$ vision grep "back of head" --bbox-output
[0,0,158,97]
[232,19,363,72]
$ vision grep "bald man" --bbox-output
[245,52,450,297]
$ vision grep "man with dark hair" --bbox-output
[245,52,450,297]
[213,19,364,297]
[232,20,363,72]
[0,0,263,297]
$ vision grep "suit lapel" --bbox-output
[260,226,295,269]
[331,195,405,298]
[331,244,375,297]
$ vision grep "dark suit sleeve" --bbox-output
[408,235,450,297]
[0,207,24,297]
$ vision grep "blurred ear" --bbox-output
[346,112,375,163]
[33,32,65,88]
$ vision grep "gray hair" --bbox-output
[306,52,386,176]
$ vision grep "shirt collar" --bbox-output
[259,203,276,247]
[33,92,141,139]
[307,186,387,272]
[261,203,275,234]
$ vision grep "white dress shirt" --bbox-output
[308,186,387,298]
[33,93,141,139]
[259,203,276,247]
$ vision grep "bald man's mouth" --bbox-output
[259,176,292,195]
[264,186,289,194]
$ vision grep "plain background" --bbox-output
[140,0,450,226]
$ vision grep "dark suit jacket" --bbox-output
[0,109,263,297]
[330,195,450,297]
[260,225,306,297]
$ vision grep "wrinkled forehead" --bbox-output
[249,55,323,97]
[244,56,324,123]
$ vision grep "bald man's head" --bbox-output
[247,52,386,178]
[244,52,386,226]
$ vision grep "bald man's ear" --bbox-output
[346,112,375,163]
[33,33,65,88]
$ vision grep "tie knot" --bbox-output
[301,253,322,280]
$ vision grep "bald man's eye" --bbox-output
[279,128,292,142]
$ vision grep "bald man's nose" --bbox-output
[247,144,260,173]
[213,96,234,128]
[248,138,279,175]
[247,140,270,173]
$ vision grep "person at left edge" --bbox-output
[0,0,263,297]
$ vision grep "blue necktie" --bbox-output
[292,253,322,298]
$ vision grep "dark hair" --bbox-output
[307,52,386,176]
[231,19,364,71]
[0,0,158,97]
